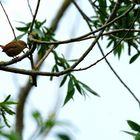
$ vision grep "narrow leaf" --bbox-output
[4,95,11,102]
[1,110,10,127]
[64,79,75,105]
[60,75,68,87]
[127,120,140,132]
[78,81,100,97]
[129,53,140,64]
[16,33,27,40]
[16,26,29,32]
[57,133,71,140]
[0,101,17,105]
[73,78,82,95]
[135,133,140,140]
[123,130,136,136]
[2,106,15,115]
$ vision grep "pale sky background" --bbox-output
[0,0,140,140]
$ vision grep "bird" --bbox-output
[0,40,37,86]
[0,40,27,57]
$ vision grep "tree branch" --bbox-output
[0,1,17,40]
[74,0,140,106]
[70,0,125,69]
[15,1,73,139]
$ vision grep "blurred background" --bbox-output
[0,0,140,140]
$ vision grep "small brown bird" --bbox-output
[0,40,27,57]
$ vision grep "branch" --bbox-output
[0,45,36,67]
[0,1,17,40]
[50,0,72,32]
[16,0,41,137]
[15,0,73,138]
[29,0,40,33]
[35,45,56,69]
[27,0,33,17]
[70,0,124,69]
[28,28,140,45]
[75,0,140,106]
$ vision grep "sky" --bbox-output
[0,0,140,140]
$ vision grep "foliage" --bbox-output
[91,1,140,60]
[30,110,72,140]
[0,95,17,128]
[16,20,99,105]
[0,131,20,140]
[124,120,140,140]
[0,95,18,140]
[60,74,99,105]
[0,0,140,140]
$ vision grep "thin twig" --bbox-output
[29,0,40,33]
[50,0,72,32]
[15,1,73,139]
[28,28,140,46]
[0,45,36,67]
[70,0,125,69]
[35,45,56,69]
[75,0,140,106]
[0,3,135,78]
[27,0,33,17]
[28,0,41,86]
[0,1,17,40]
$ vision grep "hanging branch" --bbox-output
[29,0,40,33]
[73,0,140,106]
[15,0,73,139]
[0,1,17,40]
[70,0,126,69]
[28,0,41,86]
[27,0,33,17]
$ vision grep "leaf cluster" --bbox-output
[50,53,99,105]
[31,111,72,140]
[16,20,57,59]
[0,130,20,140]
[17,20,100,105]
[60,73,99,105]
[124,120,140,140]
[0,95,17,128]
[90,1,140,62]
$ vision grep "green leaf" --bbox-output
[16,26,30,32]
[4,95,11,102]
[0,131,20,140]
[60,75,68,87]
[114,43,124,59]
[45,119,55,129]
[57,57,65,67]
[50,65,59,81]
[0,95,16,127]
[1,108,11,127]
[106,39,113,48]
[2,106,15,115]
[129,52,140,64]
[123,130,136,136]
[35,19,46,29]
[135,133,140,140]
[57,133,71,140]
[127,120,140,132]
[72,77,82,95]
[32,111,43,126]
[78,81,100,97]
[16,33,27,40]
[98,0,107,23]
[0,101,17,105]
[64,79,75,105]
